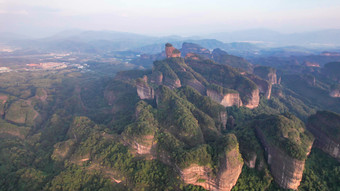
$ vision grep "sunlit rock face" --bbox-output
[165,43,181,58]
[136,76,154,100]
[206,88,242,107]
[243,88,260,109]
[253,66,278,85]
[247,74,272,99]
[180,148,243,191]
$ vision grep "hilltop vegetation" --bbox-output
[0,42,340,190]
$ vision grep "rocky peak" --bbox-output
[180,42,211,59]
[165,43,181,58]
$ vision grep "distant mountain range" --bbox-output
[1,29,340,55]
[205,29,340,47]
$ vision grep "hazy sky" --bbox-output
[1,0,340,37]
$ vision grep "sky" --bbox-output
[1,0,340,38]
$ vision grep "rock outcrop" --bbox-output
[180,143,243,191]
[256,128,309,190]
[136,76,154,100]
[206,88,242,107]
[165,43,181,58]
[307,111,340,161]
[247,74,272,99]
[254,114,314,190]
[253,66,277,85]
[243,88,260,109]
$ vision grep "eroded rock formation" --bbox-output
[180,147,243,191]
[247,74,272,99]
[307,111,340,161]
[165,43,181,58]
[255,126,312,190]
[243,88,260,109]
[136,76,154,100]
[206,88,242,107]
[253,66,277,85]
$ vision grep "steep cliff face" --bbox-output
[254,114,314,190]
[216,148,244,191]
[180,165,217,190]
[179,141,243,191]
[206,88,242,107]
[243,88,260,109]
[152,59,182,89]
[185,58,260,109]
[136,76,154,100]
[307,111,340,161]
[246,74,272,99]
[253,66,277,85]
[256,129,308,190]
[165,43,181,58]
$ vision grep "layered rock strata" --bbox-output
[206,88,242,107]
[256,128,310,190]
[180,148,243,191]
[307,111,340,161]
[136,76,154,100]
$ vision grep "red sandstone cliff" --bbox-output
[136,76,154,100]
[307,111,340,162]
[243,88,260,109]
[256,128,311,190]
[180,148,243,191]
[165,43,181,58]
[206,88,242,107]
